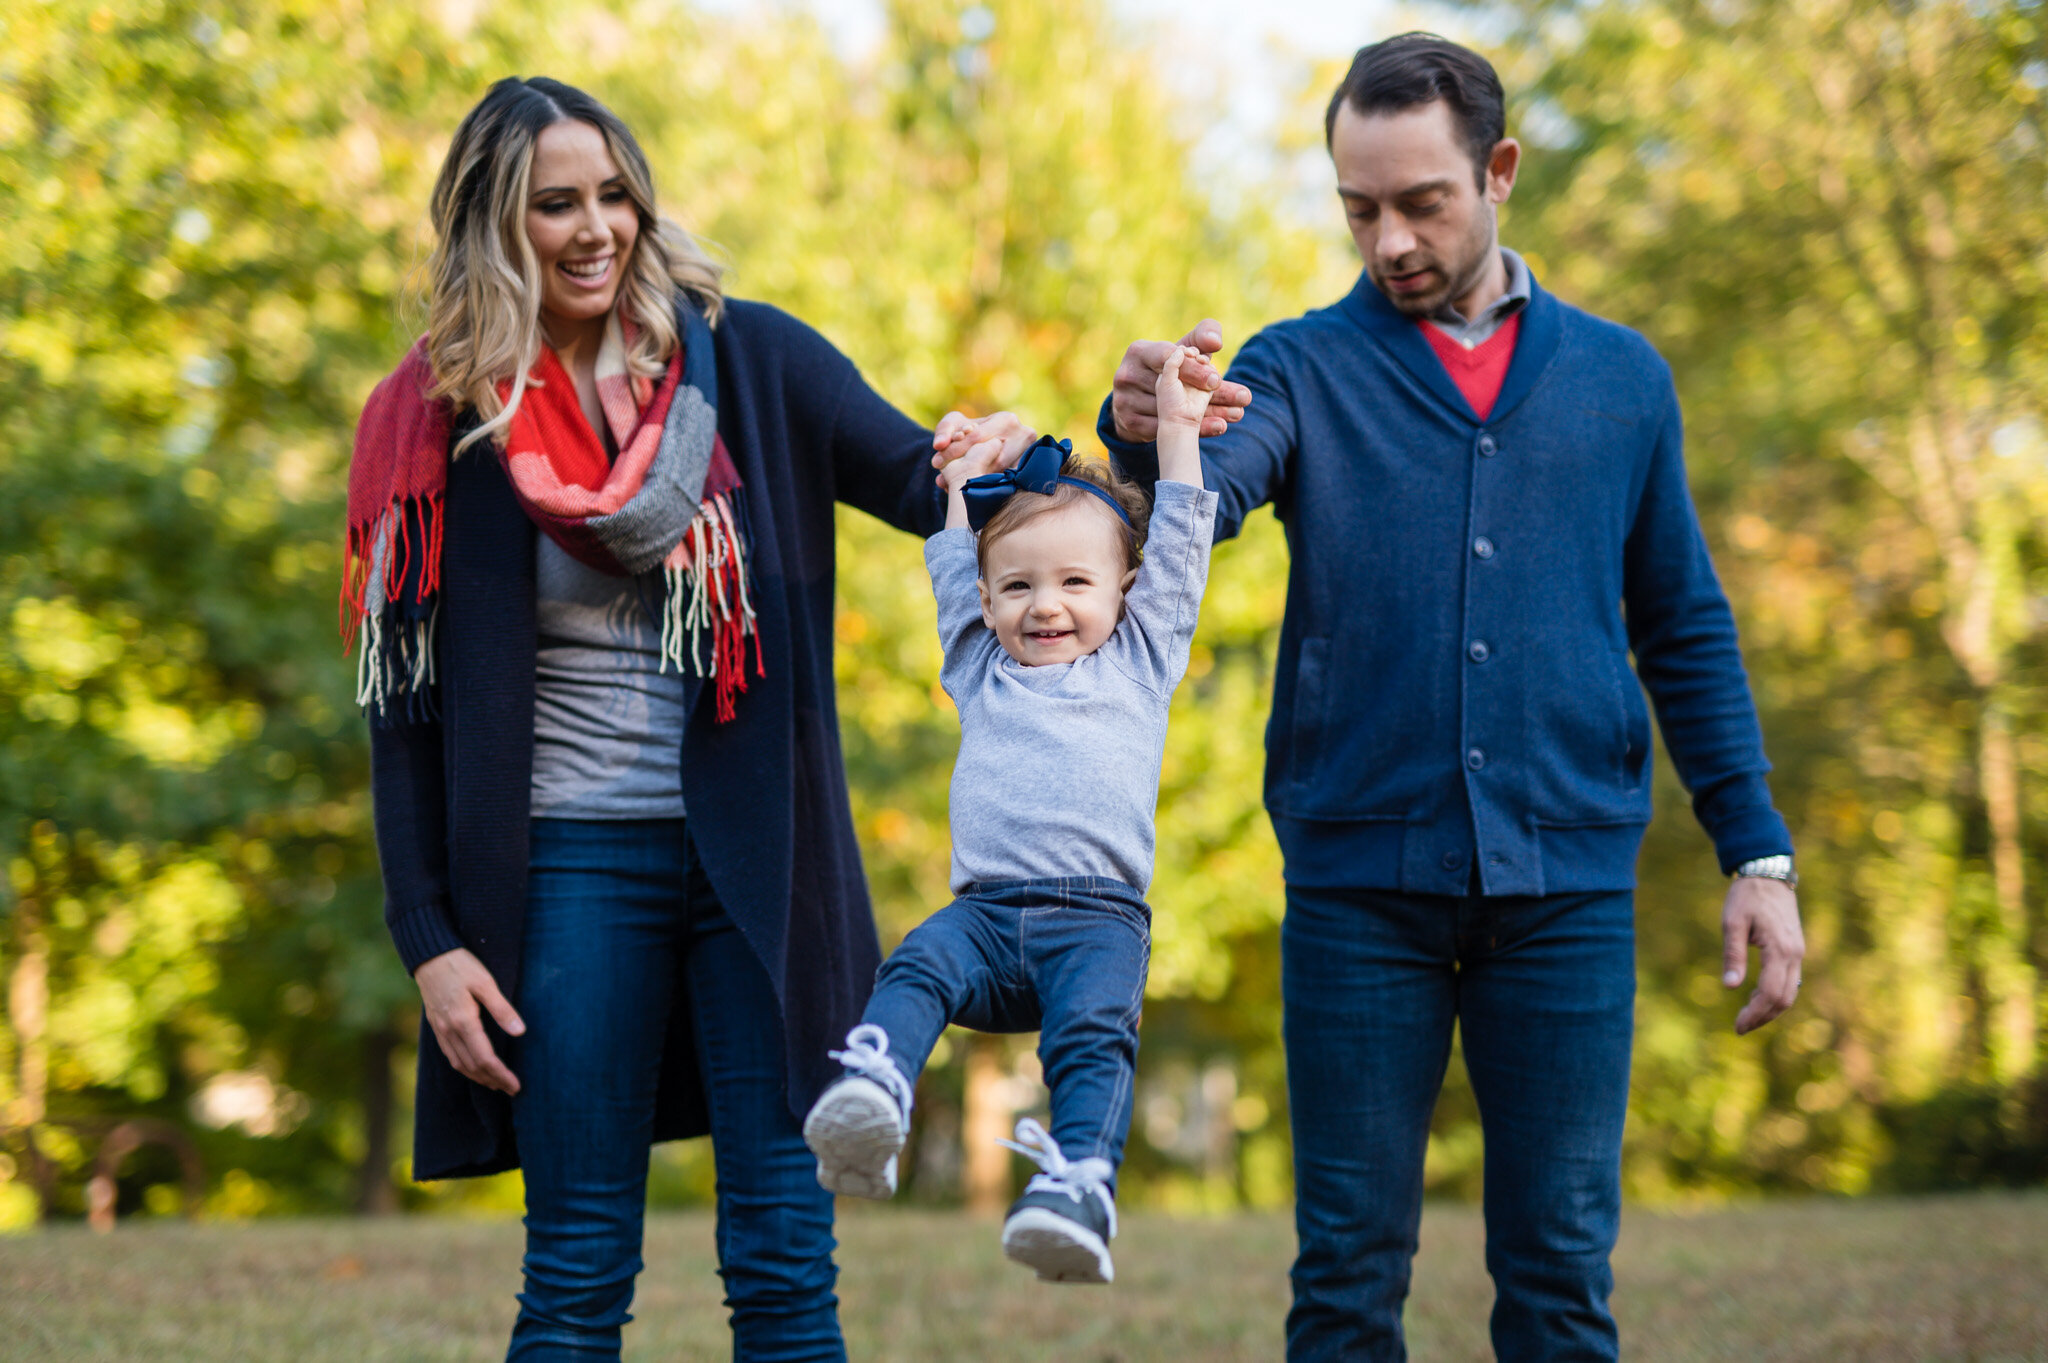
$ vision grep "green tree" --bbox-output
[1497,0,2048,1192]
[0,0,442,1219]
[0,0,1343,1220]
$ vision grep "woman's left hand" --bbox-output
[939,435,1010,495]
[931,410,1038,484]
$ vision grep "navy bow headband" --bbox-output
[961,436,1133,533]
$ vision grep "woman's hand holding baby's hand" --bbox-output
[931,410,1037,486]
[940,431,1014,529]
[1155,345,1219,430]
[939,435,1008,494]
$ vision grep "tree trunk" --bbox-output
[961,1035,1013,1217]
[1976,701,2038,1075]
[7,922,50,1225]
[351,1026,399,1215]
[1980,704,2026,943]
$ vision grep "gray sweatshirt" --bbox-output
[926,479,1219,895]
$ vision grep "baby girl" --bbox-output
[804,346,1219,1284]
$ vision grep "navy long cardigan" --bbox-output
[370,299,945,1180]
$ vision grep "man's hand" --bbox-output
[1154,345,1217,490]
[1155,344,1220,431]
[415,947,525,1094]
[1720,876,1805,1035]
[1110,319,1252,443]
[930,410,1038,484]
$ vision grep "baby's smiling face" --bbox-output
[977,499,1138,666]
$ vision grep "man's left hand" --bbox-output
[1721,875,1806,1035]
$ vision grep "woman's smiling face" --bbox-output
[525,119,640,337]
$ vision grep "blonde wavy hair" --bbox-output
[423,76,726,453]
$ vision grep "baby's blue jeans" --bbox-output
[860,876,1152,1170]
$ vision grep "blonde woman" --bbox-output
[344,77,1036,1360]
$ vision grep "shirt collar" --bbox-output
[1429,246,1533,330]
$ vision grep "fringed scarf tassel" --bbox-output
[341,493,445,723]
[661,486,765,723]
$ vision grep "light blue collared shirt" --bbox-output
[1425,246,1532,349]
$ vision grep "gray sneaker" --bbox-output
[997,1118,1118,1284]
[803,1025,913,1200]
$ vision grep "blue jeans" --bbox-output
[1282,885,1635,1363]
[508,818,843,1362]
[860,877,1151,1169]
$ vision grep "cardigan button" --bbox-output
[1466,747,1487,770]
[1473,536,1495,559]
[1441,850,1466,871]
[1468,640,1491,663]
[1478,434,1498,456]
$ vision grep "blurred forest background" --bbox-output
[2,0,2045,1228]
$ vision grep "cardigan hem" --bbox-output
[1272,813,1650,898]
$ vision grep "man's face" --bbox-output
[1330,100,1519,317]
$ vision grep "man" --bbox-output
[1103,33,1805,1363]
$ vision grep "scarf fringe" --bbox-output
[345,485,762,728]
[341,495,444,644]
[662,487,763,724]
[354,598,440,723]
[342,495,444,725]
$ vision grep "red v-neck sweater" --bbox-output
[1422,313,1522,421]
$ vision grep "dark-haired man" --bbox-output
[1104,32,1805,1363]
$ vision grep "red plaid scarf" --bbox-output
[343,308,760,723]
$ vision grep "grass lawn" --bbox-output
[3,1193,2045,1361]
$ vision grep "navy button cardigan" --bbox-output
[370,300,945,1180]
[1098,270,1793,898]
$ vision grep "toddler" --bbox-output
[802,348,1220,1284]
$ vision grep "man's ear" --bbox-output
[1486,137,1522,205]
[978,578,996,631]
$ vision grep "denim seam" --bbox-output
[1091,928,1150,1163]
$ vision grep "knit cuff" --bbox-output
[1095,395,1161,482]
[387,898,466,976]
[1706,803,1796,876]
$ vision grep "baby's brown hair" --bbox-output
[973,454,1153,579]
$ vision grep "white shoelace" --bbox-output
[826,1024,915,1133]
[1000,1117,1117,1239]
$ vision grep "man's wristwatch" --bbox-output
[1734,854,1797,887]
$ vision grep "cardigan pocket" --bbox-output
[1286,636,1332,790]
[1608,645,1650,792]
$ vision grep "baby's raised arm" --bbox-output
[942,436,1012,530]
[1153,344,1216,489]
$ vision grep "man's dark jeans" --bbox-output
[861,877,1151,1169]
[508,818,843,1362]
[1282,884,1635,1363]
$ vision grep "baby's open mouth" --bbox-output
[1027,630,1072,642]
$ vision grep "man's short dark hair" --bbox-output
[1324,33,1506,185]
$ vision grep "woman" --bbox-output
[344,76,1035,1361]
